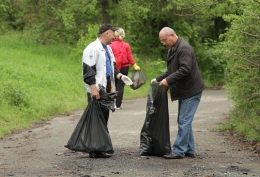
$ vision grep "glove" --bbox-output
[133,64,141,71]
[121,75,133,85]
[151,78,157,84]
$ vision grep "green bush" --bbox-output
[195,40,226,87]
[1,85,29,108]
[219,0,260,142]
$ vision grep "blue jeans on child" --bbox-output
[172,92,202,157]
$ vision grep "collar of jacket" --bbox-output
[95,38,106,52]
[168,37,182,55]
[167,37,182,62]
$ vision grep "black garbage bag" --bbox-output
[99,84,117,112]
[64,98,114,153]
[130,70,147,90]
[139,83,171,156]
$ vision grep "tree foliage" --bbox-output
[220,0,260,141]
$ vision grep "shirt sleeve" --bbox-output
[82,46,97,85]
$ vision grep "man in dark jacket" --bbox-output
[151,27,205,159]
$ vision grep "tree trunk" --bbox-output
[100,0,110,23]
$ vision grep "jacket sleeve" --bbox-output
[83,63,96,85]
[82,45,97,85]
[125,43,136,65]
[156,71,169,82]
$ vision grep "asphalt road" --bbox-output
[0,89,259,177]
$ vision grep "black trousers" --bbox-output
[87,77,111,125]
[115,66,129,107]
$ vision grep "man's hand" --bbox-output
[151,78,157,84]
[121,75,133,85]
[159,78,169,86]
[90,84,100,99]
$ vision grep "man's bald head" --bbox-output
[159,27,176,36]
[159,27,178,48]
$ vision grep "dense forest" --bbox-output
[0,0,259,141]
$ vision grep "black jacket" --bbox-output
[156,37,205,101]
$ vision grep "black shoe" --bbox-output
[163,152,183,159]
[97,152,112,158]
[89,152,97,158]
[89,152,112,158]
[185,153,195,158]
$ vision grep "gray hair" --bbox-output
[161,27,176,35]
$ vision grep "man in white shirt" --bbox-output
[82,23,133,158]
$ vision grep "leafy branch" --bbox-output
[253,0,260,5]
[223,50,260,67]
[180,0,212,10]
[236,66,258,70]
[173,0,223,17]
[230,26,260,38]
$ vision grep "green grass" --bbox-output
[0,32,87,136]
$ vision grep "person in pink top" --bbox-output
[110,28,141,109]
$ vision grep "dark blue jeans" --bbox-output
[172,92,202,157]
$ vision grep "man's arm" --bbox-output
[82,46,100,99]
[165,47,193,86]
